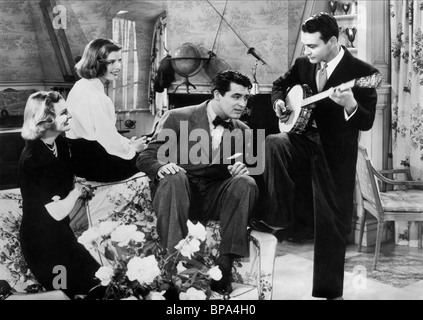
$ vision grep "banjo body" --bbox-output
[278,84,315,134]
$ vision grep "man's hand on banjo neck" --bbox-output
[328,86,358,116]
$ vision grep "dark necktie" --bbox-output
[212,116,234,131]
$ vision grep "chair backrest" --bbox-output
[356,145,384,216]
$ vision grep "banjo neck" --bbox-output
[280,73,383,134]
[300,79,355,108]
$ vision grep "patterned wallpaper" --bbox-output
[0,1,47,82]
[56,0,114,61]
[0,0,306,100]
[166,0,291,86]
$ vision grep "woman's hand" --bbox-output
[45,187,82,221]
[130,136,148,153]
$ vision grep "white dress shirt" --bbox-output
[65,78,136,160]
[207,102,230,150]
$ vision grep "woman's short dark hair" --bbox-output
[21,91,64,140]
[75,38,122,79]
[302,12,339,43]
[211,69,252,96]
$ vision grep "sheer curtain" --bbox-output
[390,0,423,247]
[112,16,139,111]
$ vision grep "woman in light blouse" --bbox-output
[66,38,147,182]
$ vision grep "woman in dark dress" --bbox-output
[18,91,101,299]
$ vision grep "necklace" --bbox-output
[44,141,58,157]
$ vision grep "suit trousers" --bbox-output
[260,131,347,299]
[152,171,258,258]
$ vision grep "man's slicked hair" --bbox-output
[211,69,252,96]
[302,12,339,43]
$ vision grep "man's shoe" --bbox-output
[286,230,314,243]
[0,280,13,300]
[249,219,286,243]
[210,255,233,295]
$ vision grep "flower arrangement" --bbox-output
[78,219,222,300]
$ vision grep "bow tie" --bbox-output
[212,116,234,131]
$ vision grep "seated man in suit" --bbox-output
[137,70,259,294]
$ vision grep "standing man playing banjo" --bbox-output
[250,12,380,300]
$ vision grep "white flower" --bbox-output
[146,290,166,300]
[179,287,207,300]
[131,231,145,243]
[98,221,120,236]
[207,265,223,281]
[78,227,101,250]
[121,296,138,300]
[126,255,161,284]
[187,220,206,241]
[174,237,201,259]
[111,224,137,247]
[176,261,186,274]
[95,266,114,286]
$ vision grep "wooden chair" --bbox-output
[355,145,423,269]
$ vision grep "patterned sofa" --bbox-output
[0,173,277,300]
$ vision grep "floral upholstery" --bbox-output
[380,190,423,212]
[0,175,277,300]
[204,221,277,300]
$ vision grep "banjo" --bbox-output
[278,73,383,134]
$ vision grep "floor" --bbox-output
[1,188,422,300]
[2,231,422,300]
[272,239,423,300]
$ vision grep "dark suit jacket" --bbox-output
[271,47,379,226]
[137,101,250,183]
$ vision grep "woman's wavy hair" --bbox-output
[21,91,64,140]
[75,38,122,79]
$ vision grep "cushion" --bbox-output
[380,190,423,212]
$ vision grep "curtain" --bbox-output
[148,12,169,117]
[390,0,423,247]
[112,17,139,111]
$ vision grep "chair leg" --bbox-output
[373,221,383,270]
[358,210,367,252]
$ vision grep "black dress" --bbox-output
[67,138,138,183]
[18,135,100,299]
